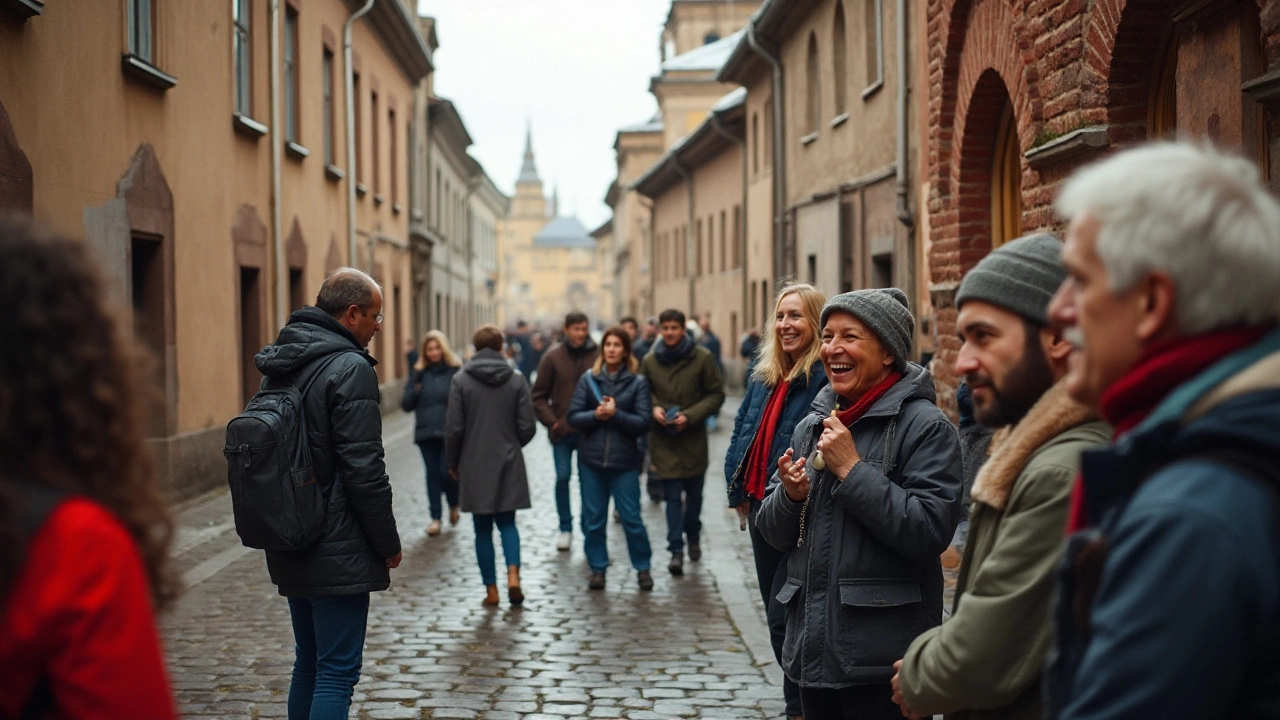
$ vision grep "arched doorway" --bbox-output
[991,101,1022,248]
[0,98,32,214]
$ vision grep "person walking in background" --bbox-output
[1042,143,1280,719]
[511,320,534,378]
[531,312,599,552]
[724,283,828,720]
[620,316,639,343]
[640,309,725,575]
[447,325,538,607]
[892,235,1109,720]
[697,314,724,431]
[253,267,403,720]
[402,330,463,537]
[568,326,655,591]
[633,317,658,359]
[0,219,179,720]
[757,288,962,720]
[740,328,762,388]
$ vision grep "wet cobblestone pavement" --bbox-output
[162,394,788,719]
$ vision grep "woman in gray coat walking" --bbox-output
[446,325,537,607]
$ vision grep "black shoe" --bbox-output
[688,543,702,562]
[588,571,606,590]
[638,570,654,591]
[668,552,684,576]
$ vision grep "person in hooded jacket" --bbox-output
[446,324,538,607]
[253,267,402,720]
[724,282,828,720]
[402,330,462,537]
[567,326,655,592]
[757,288,962,720]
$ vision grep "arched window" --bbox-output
[704,32,720,45]
[991,101,1022,248]
[864,0,883,91]
[1148,38,1177,140]
[806,33,820,135]
[833,2,848,116]
[752,112,760,173]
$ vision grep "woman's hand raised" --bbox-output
[778,448,810,502]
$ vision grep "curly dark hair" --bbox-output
[0,217,177,609]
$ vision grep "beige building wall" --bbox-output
[0,1,427,499]
[742,73,776,336]
[610,128,664,320]
[663,0,760,58]
[428,127,472,351]
[650,186,691,317]
[469,171,506,333]
[654,77,742,149]
[689,144,746,383]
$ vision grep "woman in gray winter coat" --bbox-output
[757,288,963,720]
[445,325,537,607]
[402,330,462,536]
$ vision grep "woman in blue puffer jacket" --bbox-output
[567,326,654,592]
[402,330,461,536]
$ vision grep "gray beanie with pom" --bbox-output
[820,288,915,371]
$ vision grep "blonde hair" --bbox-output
[751,283,825,388]
[414,330,462,371]
[591,326,640,374]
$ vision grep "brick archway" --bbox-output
[0,98,33,214]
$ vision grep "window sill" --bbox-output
[861,80,884,101]
[373,193,385,206]
[121,54,177,91]
[2,0,44,19]
[830,113,849,129]
[392,203,403,215]
[324,164,345,182]
[233,113,268,139]
[355,183,368,197]
[800,132,819,146]
[285,141,310,161]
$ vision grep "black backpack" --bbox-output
[223,352,346,551]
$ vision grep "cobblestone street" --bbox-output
[162,395,787,719]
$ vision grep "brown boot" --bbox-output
[449,507,460,526]
[507,565,524,606]
[482,584,500,606]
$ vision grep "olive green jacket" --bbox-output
[899,381,1110,720]
[639,339,725,479]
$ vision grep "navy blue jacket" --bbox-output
[567,366,652,471]
[401,362,459,442]
[1048,331,1280,720]
[724,362,827,507]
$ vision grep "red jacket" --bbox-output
[0,498,177,719]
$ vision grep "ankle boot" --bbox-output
[507,565,524,606]
[482,584,500,606]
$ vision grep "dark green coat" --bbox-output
[639,337,725,479]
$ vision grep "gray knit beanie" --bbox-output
[955,234,1065,324]
[820,288,914,371]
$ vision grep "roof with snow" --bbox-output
[660,29,744,72]
[533,216,595,248]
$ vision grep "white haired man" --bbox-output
[1044,143,1280,719]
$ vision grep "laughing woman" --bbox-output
[756,288,962,720]
[724,283,828,720]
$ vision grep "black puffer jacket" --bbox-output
[401,362,459,442]
[566,366,651,471]
[254,307,402,597]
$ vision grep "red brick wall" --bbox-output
[925,0,1280,409]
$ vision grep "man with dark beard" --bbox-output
[891,234,1109,720]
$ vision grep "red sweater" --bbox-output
[0,498,177,720]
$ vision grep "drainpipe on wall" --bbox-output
[640,195,655,318]
[746,22,787,283]
[672,158,696,314]
[710,113,749,340]
[465,179,477,335]
[344,0,376,266]
[895,0,913,230]
[269,0,285,332]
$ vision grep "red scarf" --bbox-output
[1064,325,1271,532]
[836,371,903,427]
[745,380,789,501]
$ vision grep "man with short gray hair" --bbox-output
[254,266,401,718]
[1044,142,1280,718]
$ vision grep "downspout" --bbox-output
[746,22,787,282]
[465,179,477,336]
[640,195,655,317]
[344,0,376,266]
[672,158,696,314]
[269,0,285,331]
[710,113,748,347]
[895,0,913,230]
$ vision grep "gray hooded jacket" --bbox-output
[756,363,963,688]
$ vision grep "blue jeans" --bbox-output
[417,439,458,521]
[287,593,370,720]
[663,475,704,553]
[473,511,520,586]
[578,463,652,572]
[551,437,579,532]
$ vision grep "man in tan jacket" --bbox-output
[892,235,1109,720]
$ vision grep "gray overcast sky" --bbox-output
[421,0,674,231]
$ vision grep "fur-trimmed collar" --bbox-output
[970,379,1099,510]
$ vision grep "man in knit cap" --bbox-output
[891,234,1109,720]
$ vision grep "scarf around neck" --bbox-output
[835,371,904,427]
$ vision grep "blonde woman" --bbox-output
[724,283,827,720]
[402,330,462,535]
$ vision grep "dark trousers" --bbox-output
[749,502,802,717]
[662,475,704,553]
[287,593,370,720]
[417,439,457,521]
[799,683,900,720]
